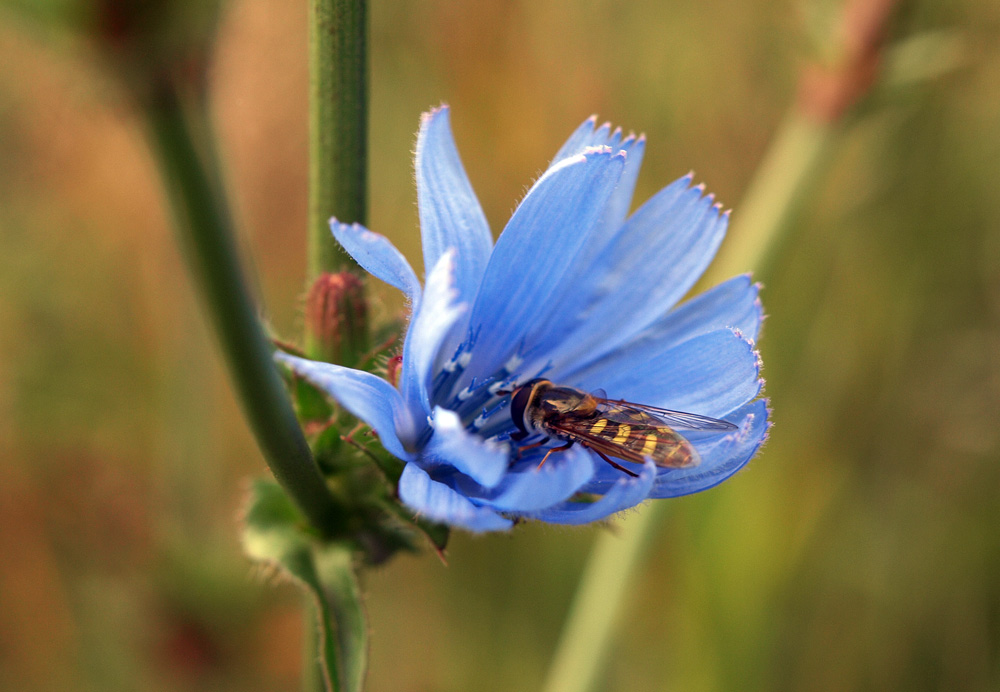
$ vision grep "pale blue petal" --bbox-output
[591,275,762,380]
[646,274,763,348]
[463,148,626,379]
[401,250,466,416]
[518,174,690,370]
[423,407,509,488]
[550,115,601,164]
[570,328,762,419]
[416,106,493,301]
[521,458,657,525]
[553,277,762,392]
[541,179,728,369]
[398,463,513,532]
[650,398,769,498]
[595,186,727,331]
[452,444,595,512]
[603,178,726,306]
[331,221,422,306]
[602,134,645,233]
[550,116,646,237]
[275,353,415,460]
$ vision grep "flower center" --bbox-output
[428,343,553,443]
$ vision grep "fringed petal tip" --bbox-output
[732,327,766,409]
[421,103,450,122]
[726,397,772,466]
[649,398,770,499]
[580,116,646,147]
[554,116,645,165]
[672,175,729,219]
[730,324,765,378]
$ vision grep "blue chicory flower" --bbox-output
[278,106,769,532]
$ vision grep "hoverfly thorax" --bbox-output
[509,379,598,440]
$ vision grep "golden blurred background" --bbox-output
[1,0,999,690]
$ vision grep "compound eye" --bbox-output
[509,385,534,436]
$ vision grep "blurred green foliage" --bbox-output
[0,1,998,691]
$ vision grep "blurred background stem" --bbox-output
[540,2,902,691]
[142,79,342,537]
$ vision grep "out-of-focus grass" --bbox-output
[1,1,998,691]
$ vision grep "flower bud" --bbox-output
[305,272,369,365]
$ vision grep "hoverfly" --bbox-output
[503,378,737,477]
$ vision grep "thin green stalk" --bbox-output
[540,108,836,692]
[541,508,664,692]
[143,81,342,536]
[303,599,325,692]
[308,0,367,281]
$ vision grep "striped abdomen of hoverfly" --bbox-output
[573,414,696,468]
[506,378,726,473]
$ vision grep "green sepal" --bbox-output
[242,480,368,692]
[272,337,450,562]
[382,499,450,561]
[296,376,336,424]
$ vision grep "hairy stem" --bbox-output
[307,0,367,280]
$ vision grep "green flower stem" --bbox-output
[305,0,368,362]
[303,598,326,692]
[541,507,664,692]
[143,81,342,536]
[308,0,367,281]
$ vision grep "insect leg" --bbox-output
[512,438,548,461]
[537,441,574,470]
[589,447,640,478]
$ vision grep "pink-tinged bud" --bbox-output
[386,355,403,388]
[305,272,369,365]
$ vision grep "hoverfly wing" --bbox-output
[546,418,700,469]
[595,398,738,432]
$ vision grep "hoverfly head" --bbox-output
[508,378,551,437]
